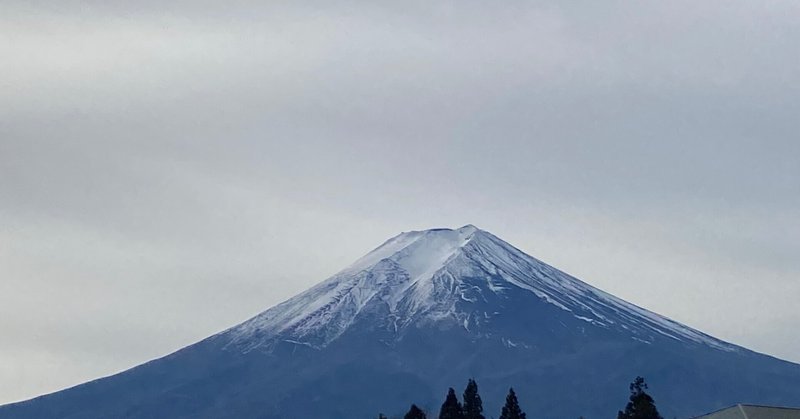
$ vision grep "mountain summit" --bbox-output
[2,226,800,419]
[226,225,732,353]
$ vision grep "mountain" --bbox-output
[2,225,799,419]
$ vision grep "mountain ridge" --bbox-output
[223,225,737,353]
[2,225,799,419]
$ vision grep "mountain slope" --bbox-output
[225,225,735,352]
[2,225,799,419]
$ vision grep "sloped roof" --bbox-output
[695,405,800,419]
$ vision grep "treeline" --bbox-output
[379,376,663,419]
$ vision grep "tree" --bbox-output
[377,415,388,419]
[439,387,464,419]
[463,379,485,419]
[406,404,428,419]
[617,377,664,419]
[499,388,526,419]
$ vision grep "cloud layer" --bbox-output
[2,0,799,404]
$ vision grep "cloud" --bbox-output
[1,0,799,404]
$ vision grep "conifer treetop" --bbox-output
[617,377,664,419]
[463,379,485,419]
[439,387,464,419]
[499,388,527,419]
[406,404,428,419]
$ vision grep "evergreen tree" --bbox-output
[462,379,485,419]
[439,387,464,419]
[617,377,664,419]
[377,415,388,419]
[499,388,526,419]
[406,404,428,419]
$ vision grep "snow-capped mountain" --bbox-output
[2,226,799,419]
[226,225,733,352]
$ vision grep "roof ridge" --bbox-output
[738,404,749,419]
[739,404,800,411]
[692,403,800,419]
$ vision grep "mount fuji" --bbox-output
[2,225,799,419]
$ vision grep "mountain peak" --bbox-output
[343,224,483,280]
[225,226,737,353]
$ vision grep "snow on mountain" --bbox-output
[3,224,800,419]
[226,225,736,352]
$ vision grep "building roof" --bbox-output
[694,405,800,419]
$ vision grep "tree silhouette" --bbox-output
[406,404,428,419]
[499,388,526,419]
[439,387,464,419]
[617,377,664,419]
[463,379,485,419]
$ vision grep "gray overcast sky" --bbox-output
[1,0,799,405]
